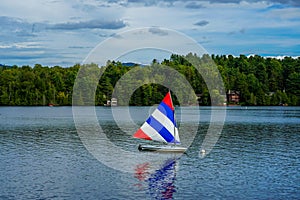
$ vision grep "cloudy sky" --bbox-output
[1,0,300,66]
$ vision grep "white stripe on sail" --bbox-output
[151,109,178,139]
[140,122,167,143]
[174,127,180,142]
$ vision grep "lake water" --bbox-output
[0,106,299,199]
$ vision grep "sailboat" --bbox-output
[133,91,187,153]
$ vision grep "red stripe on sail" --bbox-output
[162,91,174,111]
[133,129,152,140]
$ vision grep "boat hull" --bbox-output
[138,144,187,153]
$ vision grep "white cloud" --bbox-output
[266,7,300,20]
[0,0,73,22]
[0,42,42,49]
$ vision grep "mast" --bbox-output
[173,110,176,146]
[169,90,177,146]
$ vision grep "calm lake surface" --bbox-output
[0,106,299,199]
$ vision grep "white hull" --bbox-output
[138,144,187,153]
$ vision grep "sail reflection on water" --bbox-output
[134,158,178,200]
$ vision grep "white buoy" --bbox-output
[201,149,206,154]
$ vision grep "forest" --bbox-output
[0,53,299,106]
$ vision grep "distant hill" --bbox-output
[122,62,140,67]
[0,64,13,69]
[122,62,148,67]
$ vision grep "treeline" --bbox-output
[213,54,299,106]
[0,64,79,106]
[0,54,299,106]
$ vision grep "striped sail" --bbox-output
[133,91,180,144]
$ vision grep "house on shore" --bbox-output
[105,98,118,106]
[111,98,117,106]
[227,90,240,105]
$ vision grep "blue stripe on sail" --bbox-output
[146,116,177,143]
[157,102,176,126]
